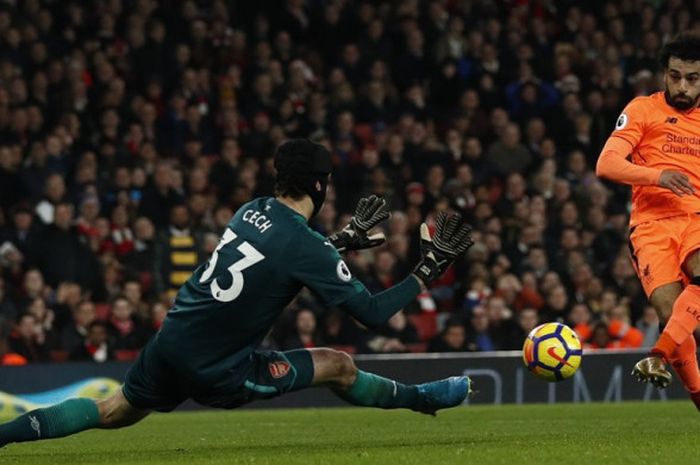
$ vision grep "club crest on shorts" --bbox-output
[269,361,290,378]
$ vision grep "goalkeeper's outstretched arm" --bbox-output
[339,212,473,328]
[339,275,422,328]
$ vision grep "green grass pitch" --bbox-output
[1,401,698,465]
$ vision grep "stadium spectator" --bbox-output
[107,296,151,351]
[15,268,47,316]
[467,304,497,351]
[636,305,660,349]
[4,204,40,267]
[25,297,59,350]
[35,202,99,293]
[379,310,420,348]
[60,300,96,354]
[320,310,361,350]
[583,322,615,350]
[122,278,150,323]
[122,217,157,283]
[154,204,203,299]
[511,307,540,348]
[150,302,169,332]
[69,321,114,363]
[0,276,18,324]
[0,0,693,358]
[0,318,27,366]
[8,314,48,363]
[482,295,518,349]
[367,249,399,293]
[282,308,322,350]
[429,317,468,353]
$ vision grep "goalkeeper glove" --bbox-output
[412,211,473,286]
[328,195,391,253]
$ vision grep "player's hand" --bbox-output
[328,195,391,253]
[412,211,473,287]
[658,170,695,196]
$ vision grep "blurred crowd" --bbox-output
[1,0,690,364]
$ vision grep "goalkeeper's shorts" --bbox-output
[122,338,314,412]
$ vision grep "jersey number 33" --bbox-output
[199,228,266,302]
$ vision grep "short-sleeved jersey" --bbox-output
[154,197,365,385]
[610,91,700,226]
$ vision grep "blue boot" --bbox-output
[415,376,472,416]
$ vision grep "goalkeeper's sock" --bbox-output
[652,284,700,360]
[0,398,100,447]
[335,370,420,409]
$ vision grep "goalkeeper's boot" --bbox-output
[415,376,472,416]
[631,356,672,388]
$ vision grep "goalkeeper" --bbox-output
[0,139,474,447]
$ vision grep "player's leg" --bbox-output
[201,348,469,414]
[309,348,420,409]
[309,348,472,415]
[95,388,150,429]
[649,281,682,322]
[635,282,700,399]
[633,282,681,387]
[0,397,100,448]
[654,282,700,400]
[628,221,685,387]
[650,251,700,368]
[0,388,148,447]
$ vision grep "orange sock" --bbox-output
[652,285,700,359]
[668,336,700,393]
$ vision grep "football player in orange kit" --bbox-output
[596,32,700,409]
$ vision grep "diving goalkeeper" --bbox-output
[0,139,474,448]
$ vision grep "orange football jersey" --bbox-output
[609,91,700,226]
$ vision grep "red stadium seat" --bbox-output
[115,350,140,362]
[139,271,153,294]
[94,303,111,321]
[328,345,356,355]
[49,350,69,362]
[353,124,375,144]
[405,343,427,353]
[407,313,438,342]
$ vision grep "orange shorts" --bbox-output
[628,214,700,297]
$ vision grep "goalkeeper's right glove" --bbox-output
[412,211,473,287]
[328,195,390,253]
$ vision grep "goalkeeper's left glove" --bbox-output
[412,211,473,287]
[328,195,391,253]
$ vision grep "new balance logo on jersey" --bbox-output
[665,117,678,124]
[29,415,41,437]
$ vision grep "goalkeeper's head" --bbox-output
[274,139,332,217]
[659,31,700,110]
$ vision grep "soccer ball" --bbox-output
[522,322,582,382]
